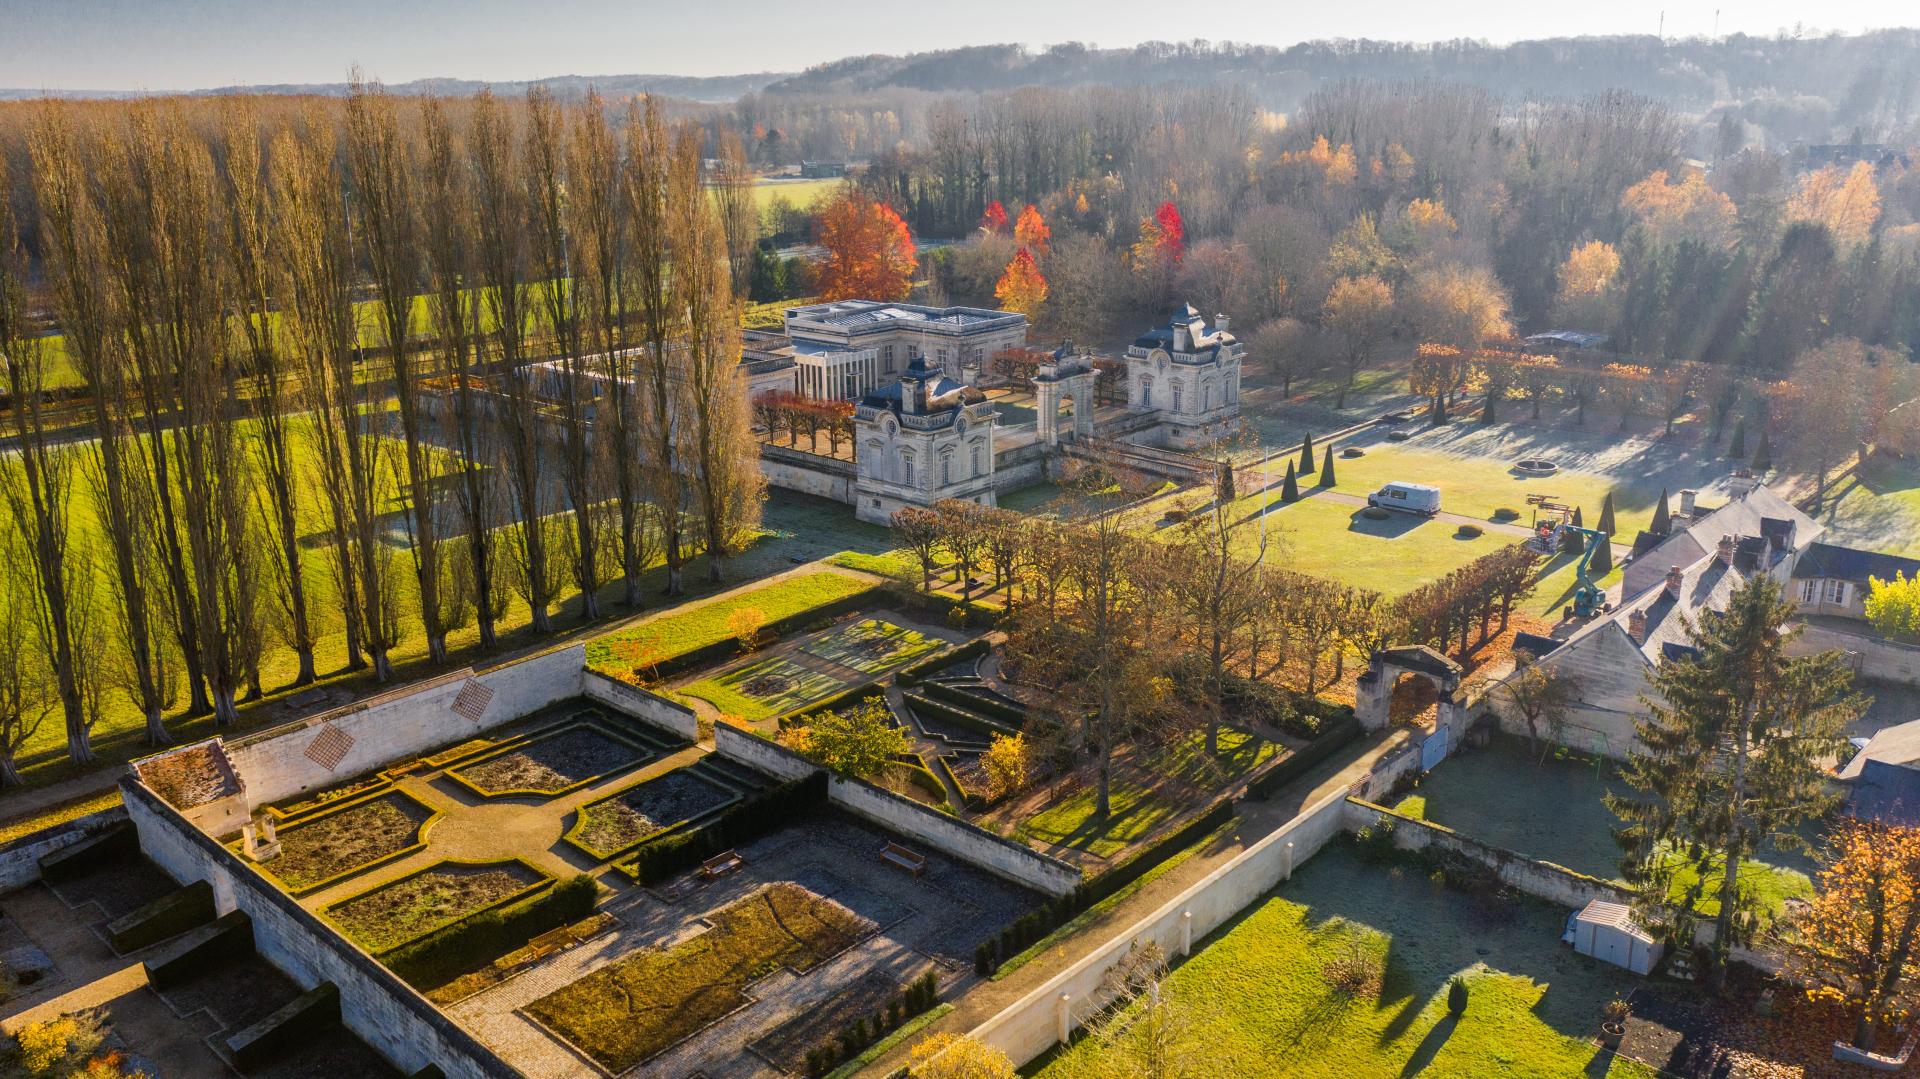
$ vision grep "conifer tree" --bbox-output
[1299,433,1315,473]
[1319,445,1337,486]
[1572,506,1585,528]
[1281,461,1299,503]
[1597,493,1616,537]
[1650,489,1672,536]
[1729,419,1747,459]
[1752,428,1774,472]
[1608,575,1861,989]
[1590,536,1613,575]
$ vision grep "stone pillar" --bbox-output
[1354,665,1391,732]
[1180,910,1193,956]
[1057,993,1072,1045]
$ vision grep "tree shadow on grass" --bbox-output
[1398,1011,1459,1077]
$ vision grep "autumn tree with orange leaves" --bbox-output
[980,199,1008,235]
[995,247,1048,318]
[1013,203,1051,254]
[815,189,918,301]
[1791,818,1920,1054]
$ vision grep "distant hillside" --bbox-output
[0,71,789,105]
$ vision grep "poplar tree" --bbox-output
[1609,575,1862,989]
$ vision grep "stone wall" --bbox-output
[758,444,856,503]
[581,670,700,741]
[965,787,1353,1066]
[121,779,515,1079]
[1794,620,1920,685]
[0,806,129,893]
[711,723,1078,897]
[1342,797,1633,910]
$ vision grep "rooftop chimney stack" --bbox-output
[1717,535,1735,565]
[1627,609,1648,644]
[1216,314,1230,334]
[1665,565,1685,597]
[1678,489,1698,518]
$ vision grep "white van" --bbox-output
[1367,481,1441,516]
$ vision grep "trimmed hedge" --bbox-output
[902,693,1017,739]
[975,798,1237,976]
[779,682,886,729]
[920,681,1027,727]
[621,772,830,885]
[894,638,992,687]
[225,982,340,1071]
[387,874,600,990]
[1246,711,1364,801]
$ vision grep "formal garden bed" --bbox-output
[257,790,439,894]
[524,882,873,1073]
[677,656,851,721]
[564,767,743,861]
[445,722,654,798]
[797,618,946,675]
[324,859,552,953]
[1033,839,1656,1078]
[746,969,905,1075]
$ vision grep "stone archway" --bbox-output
[1033,347,1099,447]
[1355,645,1469,754]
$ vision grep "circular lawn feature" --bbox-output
[1513,458,1559,476]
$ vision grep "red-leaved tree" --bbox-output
[981,200,1009,235]
[815,189,918,301]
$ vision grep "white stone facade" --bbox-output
[784,300,1028,394]
[1124,303,1243,448]
[853,356,997,524]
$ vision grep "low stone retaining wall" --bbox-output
[0,806,129,893]
[711,723,1079,897]
[1342,797,1633,909]
[966,786,1353,1066]
[1794,621,1920,685]
[121,778,514,1079]
[581,669,699,742]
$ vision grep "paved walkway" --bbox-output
[858,726,1413,1076]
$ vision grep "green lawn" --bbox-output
[1153,726,1285,787]
[1813,454,1920,558]
[584,571,876,677]
[1403,734,1815,923]
[675,655,851,722]
[1018,780,1186,859]
[745,176,844,215]
[1223,493,1515,595]
[1033,840,1655,1079]
[798,618,946,674]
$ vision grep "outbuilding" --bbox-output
[1563,899,1662,975]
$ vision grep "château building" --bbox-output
[852,355,997,524]
[1124,304,1243,448]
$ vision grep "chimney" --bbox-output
[1678,489,1698,518]
[1665,565,1685,597]
[1215,313,1231,335]
[1173,321,1192,353]
[1627,608,1648,644]
[1717,535,1735,565]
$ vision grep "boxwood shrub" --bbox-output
[622,772,830,885]
[386,873,600,990]
[894,638,992,687]
[920,681,1027,727]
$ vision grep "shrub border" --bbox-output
[251,788,446,898]
[920,680,1027,726]
[323,857,557,956]
[902,692,1018,739]
[893,637,992,687]
[560,766,748,863]
[1246,708,1363,801]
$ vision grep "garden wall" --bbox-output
[758,444,856,503]
[1342,797,1633,909]
[0,806,129,893]
[120,778,515,1079]
[711,723,1079,897]
[581,669,699,741]
[1793,620,1920,685]
[966,786,1354,1066]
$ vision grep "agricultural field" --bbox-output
[1033,840,1655,1079]
[746,176,844,215]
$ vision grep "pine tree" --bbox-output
[1216,459,1236,504]
[1572,506,1585,528]
[1608,575,1862,989]
[1299,433,1315,473]
[1728,419,1747,459]
[1650,489,1672,536]
[1752,428,1774,472]
[1281,461,1299,503]
[1319,445,1337,486]
[1590,537,1613,575]
[1597,493,1617,537]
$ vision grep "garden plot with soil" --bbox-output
[565,764,747,861]
[446,721,656,798]
[324,859,551,953]
[255,789,439,893]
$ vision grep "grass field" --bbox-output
[798,618,945,675]
[746,177,844,215]
[675,655,852,721]
[1813,454,1920,557]
[1033,840,1654,1079]
[1401,735,1815,922]
[583,570,876,677]
[1017,780,1186,859]
[1223,493,1515,594]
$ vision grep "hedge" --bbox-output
[920,681,1027,727]
[107,880,215,953]
[894,638,992,687]
[1246,711,1364,801]
[387,874,600,990]
[620,772,830,885]
[902,693,1017,740]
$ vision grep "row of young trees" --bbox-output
[0,85,764,779]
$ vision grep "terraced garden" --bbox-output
[258,790,438,893]
[677,655,851,721]
[325,859,551,953]
[798,618,945,674]
[525,882,873,1072]
[566,766,744,861]
[446,722,654,797]
[585,571,876,678]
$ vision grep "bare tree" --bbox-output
[625,98,690,596]
[470,90,554,633]
[711,125,758,297]
[347,76,450,663]
[0,558,50,787]
[420,95,504,650]
[1168,497,1266,755]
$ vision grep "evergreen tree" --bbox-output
[1216,459,1235,504]
[1319,445,1337,486]
[1597,493,1617,537]
[1280,461,1299,503]
[1752,428,1774,472]
[1299,433,1315,473]
[1650,489,1672,536]
[1728,419,1747,460]
[1608,575,1862,989]
[1572,506,1585,528]
[1590,536,1613,575]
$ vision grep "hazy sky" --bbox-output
[4,0,1915,91]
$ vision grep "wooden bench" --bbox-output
[879,842,926,877]
[700,850,743,879]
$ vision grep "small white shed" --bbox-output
[1563,900,1663,975]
